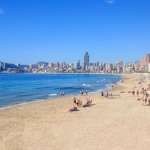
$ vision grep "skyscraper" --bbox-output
[76,60,81,69]
[84,52,90,69]
[140,53,150,71]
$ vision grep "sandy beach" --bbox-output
[0,73,150,150]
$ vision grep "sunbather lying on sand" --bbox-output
[69,107,78,112]
[83,99,92,107]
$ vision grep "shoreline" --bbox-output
[0,75,122,111]
[0,72,122,75]
[0,87,114,111]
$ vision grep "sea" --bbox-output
[0,74,121,107]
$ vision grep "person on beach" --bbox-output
[143,93,149,105]
[148,97,150,105]
[136,90,139,97]
[69,98,78,112]
[76,99,82,107]
[86,99,92,107]
[109,93,113,98]
[141,88,145,94]
[86,90,88,95]
[73,97,76,103]
[105,92,109,98]
[80,90,83,95]
[81,90,84,96]
[132,90,135,96]
[101,91,104,97]
[137,96,141,101]
[83,98,92,107]
[136,89,141,101]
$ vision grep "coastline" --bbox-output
[1,73,150,150]
[0,72,122,76]
[0,74,122,111]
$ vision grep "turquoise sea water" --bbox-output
[0,74,121,107]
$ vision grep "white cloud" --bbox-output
[105,0,115,4]
[0,8,4,15]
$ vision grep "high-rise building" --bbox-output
[76,60,81,69]
[140,54,150,66]
[84,52,90,69]
[56,62,60,68]
[146,53,150,64]
[96,61,99,67]
[140,53,150,71]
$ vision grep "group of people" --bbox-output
[101,91,112,98]
[129,74,150,106]
[69,97,92,112]
[130,87,150,105]
[80,90,88,95]
[60,92,65,96]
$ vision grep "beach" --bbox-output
[0,73,150,150]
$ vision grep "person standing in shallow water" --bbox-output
[81,90,84,96]
[80,90,83,96]
[86,90,88,95]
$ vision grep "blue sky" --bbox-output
[0,0,150,64]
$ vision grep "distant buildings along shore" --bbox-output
[0,52,150,74]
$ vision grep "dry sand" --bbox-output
[0,73,150,150]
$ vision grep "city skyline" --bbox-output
[1,52,150,74]
[1,51,123,65]
[0,51,148,65]
[0,0,150,64]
